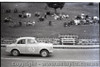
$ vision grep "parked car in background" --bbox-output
[6,37,53,57]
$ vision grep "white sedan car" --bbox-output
[6,37,53,57]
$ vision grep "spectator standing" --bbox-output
[14,8,18,13]
[32,21,35,26]
[6,9,11,13]
[49,21,52,26]
[64,22,67,27]
[19,21,22,26]
[44,13,47,18]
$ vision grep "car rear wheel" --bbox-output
[11,49,19,56]
[40,50,49,57]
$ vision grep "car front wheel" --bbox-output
[40,50,49,57]
[11,49,20,56]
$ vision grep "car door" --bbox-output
[16,39,26,53]
[25,39,39,54]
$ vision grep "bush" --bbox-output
[88,2,94,6]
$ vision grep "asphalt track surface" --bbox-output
[1,47,99,60]
[1,47,99,67]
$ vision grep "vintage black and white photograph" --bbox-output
[1,2,100,67]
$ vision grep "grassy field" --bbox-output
[1,2,99,39]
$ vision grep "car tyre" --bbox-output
[40,50,49,57]
[11,49,20,56]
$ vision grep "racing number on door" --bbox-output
[28,47,35,52]
[27,39,36,52]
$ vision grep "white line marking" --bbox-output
[1,57,99,61]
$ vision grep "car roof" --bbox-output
[17,37,36,40]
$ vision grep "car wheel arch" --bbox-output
[11,49,20,54]
[40,49,49,54]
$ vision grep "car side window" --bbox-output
[17,39,25,44]
[27,39,36,44]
